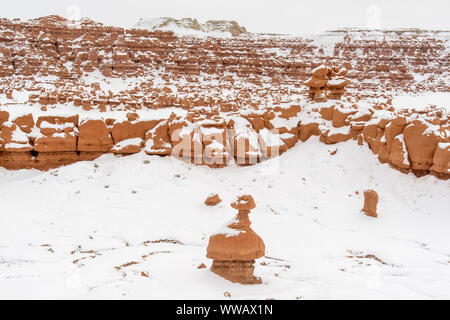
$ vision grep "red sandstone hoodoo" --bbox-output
[206,195,265,284]
[362,189,379,218]
[304,64,350,101]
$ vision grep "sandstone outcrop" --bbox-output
[0,16,448,178]
[362,189,378,218]
[0,122,32,152]
[206,195,265,284]
[201,125,230,168]
[170,121,204,164]
[111,138,144,154]
[389,135,411,172]
[77,119,113,152]
[230,118,262,165]
[144,120,173,156]
[0,111,9,126]
[34,116,78,153]
[403,120,446,176]
[205,194,221,206]
[304,64,349,101]
[430,143,450,179]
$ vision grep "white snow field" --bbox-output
[0,138,449,299]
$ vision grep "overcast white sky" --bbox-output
[2,0,450,34]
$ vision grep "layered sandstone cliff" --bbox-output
[0,16,448,178]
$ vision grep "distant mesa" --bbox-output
[135,17,248,37]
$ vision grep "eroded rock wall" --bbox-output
[0,16,448,178]
[0,99,447,178]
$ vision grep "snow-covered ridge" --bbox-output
[134,17,248,38]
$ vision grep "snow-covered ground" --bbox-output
[391,92,450,112]
[0,138,449,299]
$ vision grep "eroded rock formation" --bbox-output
[0,16,448,178]
[135,17,247,37]
[206,195,265,284]
[362,189,379,218]
[205,194,221,206]
[304,64,349,101]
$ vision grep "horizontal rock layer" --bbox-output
[0,101,448,178]
[0,16,448,177]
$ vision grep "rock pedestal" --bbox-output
[206,195,265,284]
[362,189,378,218]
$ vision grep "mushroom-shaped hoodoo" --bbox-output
[206,194,265,284]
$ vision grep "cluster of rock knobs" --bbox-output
[304,64,350,101]
[205,191,378,284]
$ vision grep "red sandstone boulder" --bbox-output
[201,126,230,167]
[304,77,327,88]
[241,112,265,132]
[332,104,357,128]
[34,119,77,152]
[377,137,390,163]
[12,114,34,133]
[111,138,143,154]
[36,115,78,129]
[77,119,113,152]
[384,117,408,152]
[258,128,288,158]
[363,124,384,154]
[170,121,204,163]
[205,194,222,206]
[320,127,352,144]
[0,110,9,126]
[319,105,334,121]
[230,194,256,211]
[403,120,446,175]
[311,64,329,78]
[304,64,350,101]
[0,122,32,152]
[362,189,378,218]
[229,118,261,165]
[264,105,301,148]
[110,120,161,143]
[326,77,349,90]
[78,152,104,162]
[430,143,449,179]
[299,121,320,142]
[350,109,373,123]
[144,120,173,156]
[389,134,410,172]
